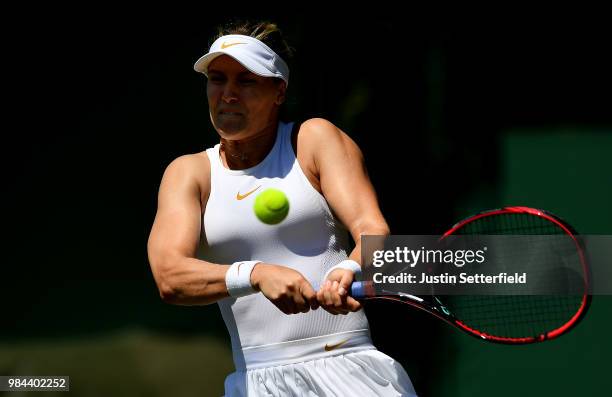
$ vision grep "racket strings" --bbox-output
[445,295,582,338]
[448,212,585,339]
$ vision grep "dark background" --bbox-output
[1,7,611,396]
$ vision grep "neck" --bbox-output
[220,122,279,169]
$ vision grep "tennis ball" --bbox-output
[253,188,289,225]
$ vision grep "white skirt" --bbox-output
[223,348,417,397]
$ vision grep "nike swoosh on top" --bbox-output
[221,42,246,49]
[236,186,261,200]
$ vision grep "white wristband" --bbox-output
[225,260,261,298]
[323,259,362,282]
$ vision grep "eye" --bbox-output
[239,78,257,85]
[208,75,225,83]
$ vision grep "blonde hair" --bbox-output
[213,20,294,61]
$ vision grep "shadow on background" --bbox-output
[1,7,611,396]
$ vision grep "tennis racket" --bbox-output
[350,206,591,344]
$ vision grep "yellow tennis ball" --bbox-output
[253,188,289,225]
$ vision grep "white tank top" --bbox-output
[199,121,370,369]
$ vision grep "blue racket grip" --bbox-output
[350,281,367,298]
[312,281,373,298]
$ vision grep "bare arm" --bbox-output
[306,118,390,257]
[302,119,390,313]
[147,154,229,306]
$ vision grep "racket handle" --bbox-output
[350,281,366,298]
[311,281,375,299]
[350,281,375,299]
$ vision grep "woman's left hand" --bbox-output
[316,269,362,315]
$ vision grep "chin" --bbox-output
[215,120,247,138]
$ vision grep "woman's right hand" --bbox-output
[250,263,319,315]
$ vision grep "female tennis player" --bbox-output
[147,20,417,396]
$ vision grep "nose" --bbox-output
[221,81,239,104]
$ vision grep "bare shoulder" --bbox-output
[162,151,211,212]
[163,151,210,183]
[298,118,343,142]
[297,118,363,161]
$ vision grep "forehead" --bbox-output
[208,55,254,76]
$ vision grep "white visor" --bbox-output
[194,34,289,86]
